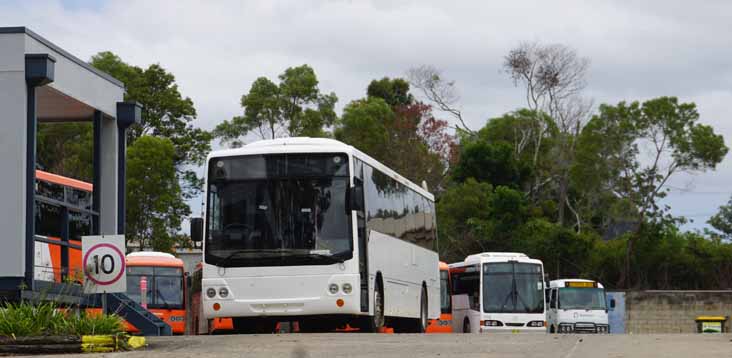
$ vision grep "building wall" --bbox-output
[0,32,28,278]
[623,291,732,333]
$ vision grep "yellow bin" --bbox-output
[695,316,727,333]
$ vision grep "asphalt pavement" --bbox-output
[21,333,732,358]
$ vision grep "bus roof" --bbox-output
[126,251,184,268]
[450,252,543,267]
[550,279,604,289]
[36,170,93,192]
[206,137,434,201]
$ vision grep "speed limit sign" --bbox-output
[82,235,126,294]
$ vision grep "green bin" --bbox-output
[695,316,727,333]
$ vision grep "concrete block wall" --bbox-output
[625,291,732,333]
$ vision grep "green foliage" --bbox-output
[90,52,212,196]
[575,97,728,221]
[60,311,125,336]
[367,77,414,107]
[0,301,124,337]
[452,141,525,188]
[437,96,728,289]
[214,64,338,145]
[37,122,94,181]
[436,179,494,262]
[708,197,732,238]
[126,136,190,252]
[336,81,454,191]
[0,301,65,337]
[335,97,393,159]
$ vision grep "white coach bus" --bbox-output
[450,252,546,333]
[189,138,440,333]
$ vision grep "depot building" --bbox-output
[0,27,140,301]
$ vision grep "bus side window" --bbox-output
[550,289,557,309]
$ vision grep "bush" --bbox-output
[0,301,124,337]
[60,311,125,336]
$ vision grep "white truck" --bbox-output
[546,279,609,334]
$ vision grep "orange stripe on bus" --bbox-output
[36,170,93,192]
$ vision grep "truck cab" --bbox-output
[546,279,609,334]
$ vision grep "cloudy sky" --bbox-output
[3,0,732,231]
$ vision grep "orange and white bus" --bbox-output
[124,252,187,334]
[34,169,93,283]
[426,261,452,333]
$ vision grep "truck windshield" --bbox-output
[205,154,353,267]
[483,262,544,314]
[559,288,607,310]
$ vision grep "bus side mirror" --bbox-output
[190,217,204,242]
[350,181,364,212]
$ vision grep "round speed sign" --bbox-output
[83,242,126,286]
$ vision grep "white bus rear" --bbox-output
[450,252,546,333]
[193,138,439,333]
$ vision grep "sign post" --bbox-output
[82,235,127,303]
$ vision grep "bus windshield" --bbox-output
[559,287,607,310]
[205,154,353,267]
[483,262,544,314]
[126,266,183,309]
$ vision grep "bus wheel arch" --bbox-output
[463,318,470,333]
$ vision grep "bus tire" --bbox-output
[358,276,385,333]
[416,286,428,333]
[463,318,471,333]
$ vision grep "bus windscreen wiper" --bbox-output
[287,252,345,264]
[217,249,295,267]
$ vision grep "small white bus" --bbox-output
[546,279,609,334]
[450,252,546,333]
[190,137,440,333]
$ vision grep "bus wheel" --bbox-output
[463,318,471,333]
[354,279,385,333]
[372,282,385,330]
[416,287,428,333]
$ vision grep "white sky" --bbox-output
[3,0,732,231]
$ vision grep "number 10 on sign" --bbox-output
[82,235,127,294]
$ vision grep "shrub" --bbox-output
[0,301,124,337]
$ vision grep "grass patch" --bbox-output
[0,301,124,337]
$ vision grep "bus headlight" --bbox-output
[219,287,229,298]
[528,320,545,327]
[329,283,339,294]
[342,283,353,294]
[206,288,217,298]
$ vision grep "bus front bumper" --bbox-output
[479,326,546,334]
[202,274,361,319]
